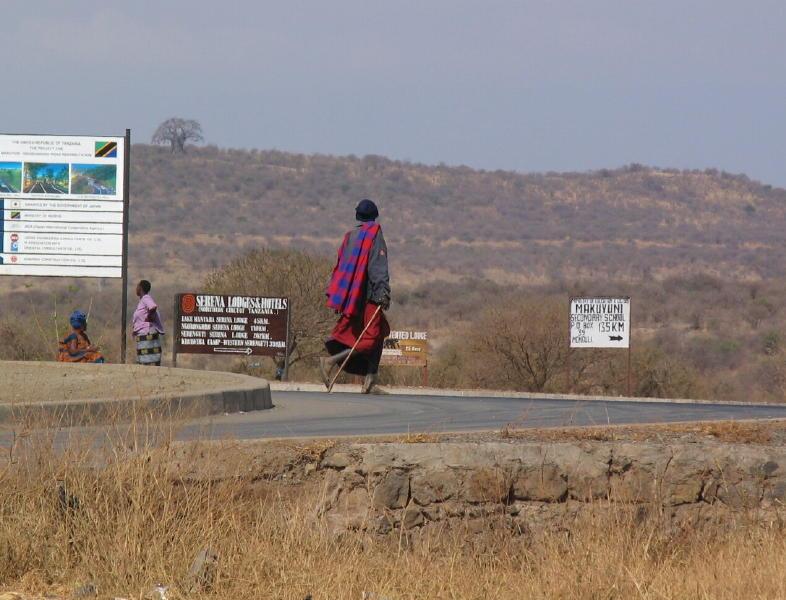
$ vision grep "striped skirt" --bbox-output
[136,332,163,365]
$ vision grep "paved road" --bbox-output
[0,180,17,193]
[74,176,113,195]
[88,180,112,195]
[177,390,786,440]
[24,182,67,194]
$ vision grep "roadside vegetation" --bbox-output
[1,417,785,599]
[2,248,785,401]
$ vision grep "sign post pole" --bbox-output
[119,128,131,363]
[172,294,180,368]
[627,344,632,397]
[626,303,632,396]
[282,303,292,381]
[566,299,572,393]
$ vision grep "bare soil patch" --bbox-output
[0,361,259,404]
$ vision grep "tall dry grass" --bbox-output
[0,419,785,599]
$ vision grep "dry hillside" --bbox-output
[130,145,785,284]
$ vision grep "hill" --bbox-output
[130,145,786,285]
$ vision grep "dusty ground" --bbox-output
[0,361,259,404]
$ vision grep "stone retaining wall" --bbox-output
[315,441,786,535]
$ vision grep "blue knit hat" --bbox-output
[70,310,87,329]
[355,199,379,222]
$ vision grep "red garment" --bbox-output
[329,302,390,354]
[326,222,381,318]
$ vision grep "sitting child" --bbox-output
[58,310,105,363]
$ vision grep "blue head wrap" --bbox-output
[70,310,87,329]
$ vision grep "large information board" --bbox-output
[0,134,127,278]
[569,297,630,349]
[381,330,429,367]
[173,293,290,359]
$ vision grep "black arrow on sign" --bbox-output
[609,335,623,341]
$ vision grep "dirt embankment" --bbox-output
[0,361,262,404]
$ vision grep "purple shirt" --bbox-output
[132,294,165,335]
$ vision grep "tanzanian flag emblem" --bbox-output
[95,141,118,158]
[10,211,20,219]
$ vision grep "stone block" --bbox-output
[465,468,510,503]
[372,471,409,509]
[411,469,459,505]
[512,464,567,502]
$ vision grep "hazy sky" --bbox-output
[2,1,785,185]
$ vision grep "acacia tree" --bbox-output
[151,118,204,153]
[467,297,570,392]
[204,248,335,372]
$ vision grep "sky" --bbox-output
[2,1,785,186]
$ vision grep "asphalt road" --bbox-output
[24,182,67,194]
[88,181,112,195]
[177,390,786,440]
[0,180,17,193]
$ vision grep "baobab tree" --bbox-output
[151,118,204,153]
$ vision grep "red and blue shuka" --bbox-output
[325,219,391,376]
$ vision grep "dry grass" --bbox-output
[1,419,786,599]
[496,419,784,446]
[661,420,775,444]
[398,432,442,444]
[292,439,337,462]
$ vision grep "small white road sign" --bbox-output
[570,297,630,349]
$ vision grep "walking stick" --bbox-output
[328,304,383,393]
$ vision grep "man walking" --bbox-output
[133,279,165,366]
[321,199,391,393]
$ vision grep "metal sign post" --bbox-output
[566,300,573,393]
[172,294,180,368]
[627,302,632,396]
[282,304,292,381]
[627,343,632,396]
[120,129,131,363]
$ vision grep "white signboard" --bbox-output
[570,297,630,349]
[0,134,126,278]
